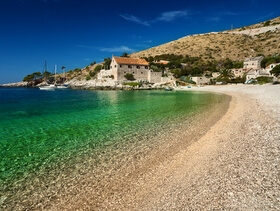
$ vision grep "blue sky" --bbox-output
[0,0,280,84]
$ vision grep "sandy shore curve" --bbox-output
[1,84,279,210]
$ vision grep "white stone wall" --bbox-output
[97,69,114,79]
[148,71,162,83]
[191,76,210,85]
[231,69,247,78]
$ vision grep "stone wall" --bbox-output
[148,71,162,83]
[191,76,210,85]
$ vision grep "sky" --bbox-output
[0,0,280,84]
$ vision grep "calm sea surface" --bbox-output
[0,87,227,190]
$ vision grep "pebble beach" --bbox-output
[1,84,279,210]
[96,84,280,210]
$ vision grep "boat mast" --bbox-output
[55,64,57,85]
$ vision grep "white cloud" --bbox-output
[119,14,150,27]
[120,10,190,27]
[100,46,136,53]
[155,10,189,22]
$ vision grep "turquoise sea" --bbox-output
[0,87,228,202]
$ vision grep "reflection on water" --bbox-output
[0,88,228,194]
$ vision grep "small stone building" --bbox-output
[243,56,264,69]
[230,68,247,78]
[246,69,271,81]
[190,76,210,85]
[98,56,171,83]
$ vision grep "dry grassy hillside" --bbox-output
[131,17,280,62]
[230,16,280,31]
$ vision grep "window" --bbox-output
[141,72,143,74]
[145,66,148,69]
[128,65,132,68]
[124,71,126,73]
[133,72,134,74]
[120,65,122,68]
[137,66,140,69]
[115,65,116,68]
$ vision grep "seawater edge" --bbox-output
[0,88,231,209]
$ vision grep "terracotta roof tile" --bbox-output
[114,57,149,65]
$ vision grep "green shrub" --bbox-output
[89,71,96,77]
[94,65,102,72]
[86,75,91,81]
[124,73,134,80]
[256,76,273,83]
[74,68,81,72]
[263,20,271,27]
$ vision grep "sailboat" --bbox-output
[39,63,58,90]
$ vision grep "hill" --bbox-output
[130,17,280,62]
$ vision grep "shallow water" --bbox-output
[0,87,227,195]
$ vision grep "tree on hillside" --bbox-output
[261,55,280,68]
[43,71,51,78]
[94,65,102,72]
[270,65,280,77]
[220,69,234,78]
[33,72,42,79]
[103,58,112,70]
[121,52,129,57]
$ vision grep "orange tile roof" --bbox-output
[114,56,149,65]
[266,63,280,69]
[155,61,168,65]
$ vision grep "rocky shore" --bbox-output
[0,81,29,87]
[1,79,170,90]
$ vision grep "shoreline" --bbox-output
[1,84,279,209]
[135,84,280,209]
[0,89,231,210]
[68,84,280,209]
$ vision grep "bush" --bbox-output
[124,73,134,80]
[94,65,102,72]
[86,75,91,81]
[256,76,273,83]
[263,20,271,27]
[89,71,96,77]
[74,68,81,72]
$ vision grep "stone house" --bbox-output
[212,72,220,78]
[246,69,271,81]
[243,56,264,69]
[190,76,210,85]
[230,68,247,78]
[97,56,171,83]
